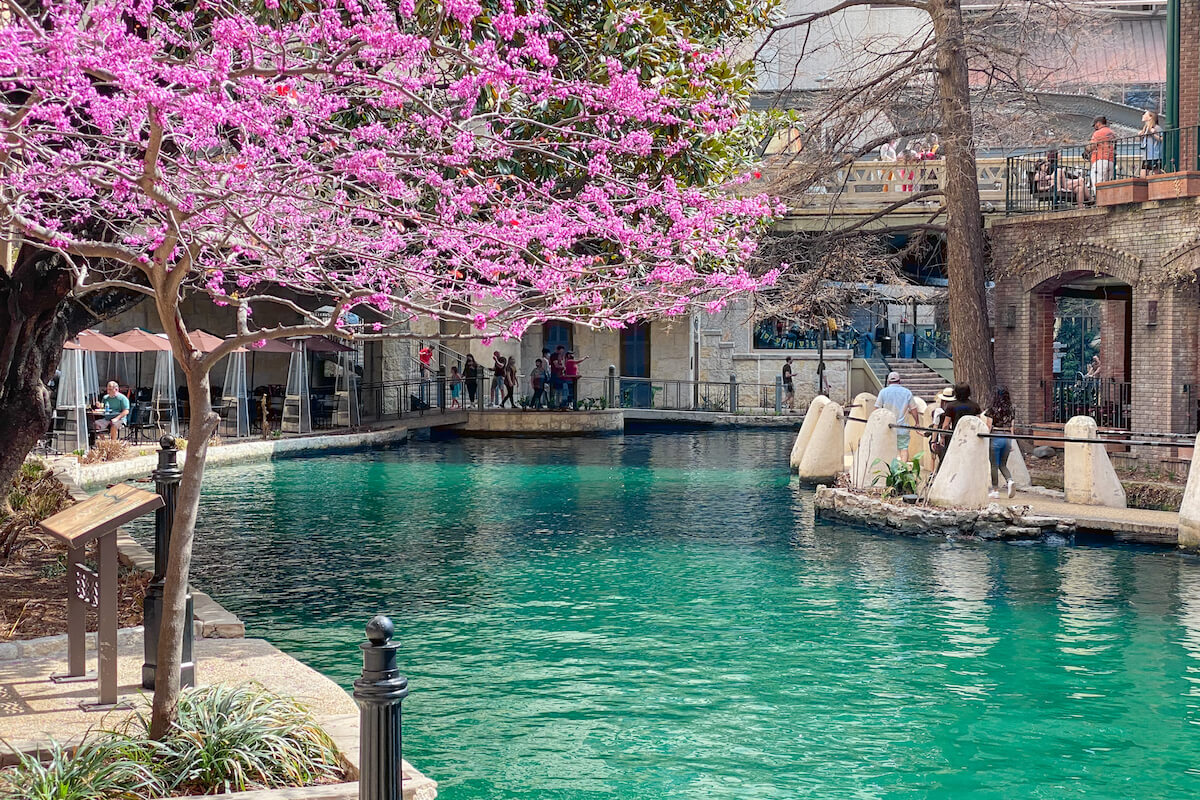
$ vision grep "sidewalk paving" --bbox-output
[1013,492,1179,546]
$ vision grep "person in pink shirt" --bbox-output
[561,351,589,410]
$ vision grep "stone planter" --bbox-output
[1147,171,1200,201]
[1095,177,1148,206]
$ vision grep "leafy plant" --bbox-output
[0,737,162,800]
[872,455,923,499]
[130,684,343,795]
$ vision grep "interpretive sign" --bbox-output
[39,483,163,710]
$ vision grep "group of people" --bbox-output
[875,371,1017,499]
[447,346,589,410]
[1032,112,1162,206]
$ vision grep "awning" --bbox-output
[298,336,354,353]
[248,338,298,354]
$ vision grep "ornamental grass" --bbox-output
[0,684,343,799]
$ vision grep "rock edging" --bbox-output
[813,486,1074,540]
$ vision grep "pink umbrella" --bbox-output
[112,329,172,352]
[75,329,138,353]
[188,329,245,354]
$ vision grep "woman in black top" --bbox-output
[463,354,479,405]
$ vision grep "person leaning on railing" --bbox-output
[1139,111,1164,177]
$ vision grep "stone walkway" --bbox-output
[0,636,436,799]
[1009,491,1179,546]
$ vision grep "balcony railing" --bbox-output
[1005,126,1199,215]
[786,157,1008,213]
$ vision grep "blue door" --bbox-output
[620,323,652,407]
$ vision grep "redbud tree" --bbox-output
[0,0,780,734]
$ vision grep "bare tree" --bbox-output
[749,0,1108,392]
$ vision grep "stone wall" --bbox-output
[990,197,1200,434]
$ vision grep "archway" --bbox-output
[1030,270,1132,429]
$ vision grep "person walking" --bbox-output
[983,386,1017,499]
[502,357,518,408]
[549,345,566,408]
[782,356,795,410]
[463,354,479,406]
[875,371,920,462]
[942,384,982,430]
[562,351,588,409]
[928,386,954,473]
[530,358,548,409]
[491,351,506,407]
[449,365,462,409]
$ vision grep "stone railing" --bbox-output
[782,157,1008,213]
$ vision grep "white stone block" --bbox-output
[843,392,876,466]
[1006,442,1031,489]
[928,415,992,509]
[791,395,831,471]
[1179,433,1200,551]
[1063,415,1126,508]
[851,408,899,490]
[797,400,846,484]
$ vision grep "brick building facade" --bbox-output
[990,199,1200,434]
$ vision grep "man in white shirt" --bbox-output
[875,371,921,461]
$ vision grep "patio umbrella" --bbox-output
[75,329,138,353]
[113,330,178,435]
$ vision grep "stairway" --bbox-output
[886,358,951,402]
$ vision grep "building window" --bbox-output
[543,321,573,353]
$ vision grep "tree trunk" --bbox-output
[0,248,77,496]
[149,362,218,739]
[929,0,997,397]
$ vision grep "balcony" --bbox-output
[778,157,1009,227]
[1005,126,1200,214]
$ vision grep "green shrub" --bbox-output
[0,737,161,800]
[132,684,343,795]
[872,455,923,499]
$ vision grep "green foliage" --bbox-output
[131,684,343,796]
[0,738,162,800]
[0,685,342,799]
[872,455,922,498]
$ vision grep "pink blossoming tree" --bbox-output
[0,0,779,734]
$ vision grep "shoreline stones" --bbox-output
[813,486,1073,541]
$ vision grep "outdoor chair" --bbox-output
[124,402,157,444]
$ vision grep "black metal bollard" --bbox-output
[353,616,409,800]
[142,435,195,689]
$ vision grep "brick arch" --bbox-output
[1017,243,1143,291]
[1161,239,1200,275]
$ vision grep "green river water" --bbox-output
[155,429,1200,799]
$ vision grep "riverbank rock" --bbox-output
[813,486,1071,541]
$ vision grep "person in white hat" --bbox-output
[875,371,920,462]
[928,386,955,472]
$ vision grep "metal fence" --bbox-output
[361,378,451,421]
[1006,125,1200,214]
[1044,378,1132,429]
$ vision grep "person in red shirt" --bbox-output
[1086,115,1116,189]
[561,351,589,410]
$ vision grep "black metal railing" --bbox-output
[1006,125,1200,214]
[361,377,450,420]
[1044,378,1132,429]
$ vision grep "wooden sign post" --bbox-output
[39,483,164,711]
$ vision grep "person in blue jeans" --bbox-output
[983,385,1016,499]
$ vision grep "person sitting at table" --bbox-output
[93,381,130,441]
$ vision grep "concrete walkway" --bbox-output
[1008,491,1179,546]
[0,637,436,799]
